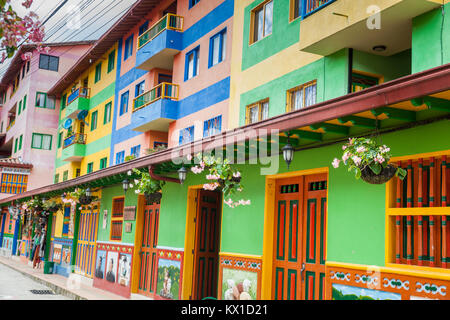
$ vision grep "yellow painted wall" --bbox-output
[55,44,116,180]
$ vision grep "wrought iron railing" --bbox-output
[138,13,184,49]
[67,87,90,106]
[133,82,179,112]
[63,133,87,149]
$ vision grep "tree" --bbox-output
[0,0,45,63]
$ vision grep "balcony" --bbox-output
[61,133,86,162]
[136,14,183,71]
[131,83,179,132]
[65,87,90,119]
[6,119,15,132]
[299,0,442,56]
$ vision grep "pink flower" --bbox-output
[342,145,347,150]
[203,183,219,191]
[332,158,341,168]
[191,166,204,174]
[349,138,355,145]
[356,146,366,153]
[233,171,241,178]
[352,155,362,166]
[22,0,33,9]
[206,174,220,180]
[342,152,350,163]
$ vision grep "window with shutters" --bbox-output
[386,151,450,270]
[110,197,124,241]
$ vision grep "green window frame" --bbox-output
[14,138,18,153]
[35,92,55,109]
[91,111,98,131]
[87,162,94,173]
[100,157,108,169]
[104,102,112,124]
[54,174,59,184]
[63,170,68,181]
[35,92,46,108]
[18,135,22,151]
[18,100,22,115]
[107,50,115,73]
[95,63,102,83]
[22,95,27,111]
[31,133,52,150]
[61,94,67,110]
[58,132,63,148]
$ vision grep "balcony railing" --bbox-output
[138,13,184,49]
[63,133,87,149]
[6,119,15,132]
[133,82,179,112]
[303,0,336,18]
[67,87,90,106]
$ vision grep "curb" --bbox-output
[0,259,86,300]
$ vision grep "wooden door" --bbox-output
[301,173,327,300]
[192,190,221,300]
[75,207,99,278]
[138,201,160,297]
[272,174,327,300]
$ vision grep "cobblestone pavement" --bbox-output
[0,263,70,300]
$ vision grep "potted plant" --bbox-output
[332,137,407,184]
[42,200,62,213]
[70,188,97,205]
[190,154,250,208]
[132,168,165,204]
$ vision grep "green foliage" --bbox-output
[125,155,136,162]
[131,168,165,195]
[332,137,407,180]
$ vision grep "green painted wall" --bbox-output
[412,3,450,74]
[239,49,349,126]
[242,0,301,71]
[158,120,450,267]
[353,49,411,82]
[97,184,138,244]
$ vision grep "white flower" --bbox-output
[186,154,193,161]
[332,158,341,169]
[129,184,134,188]
[135,190,140,194]
[127,170,132,176]
[134,179,139,184]
[233,171,241,178]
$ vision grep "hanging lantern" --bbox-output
[282,144,294,170]
[178,167,188,184]
[122,179,130,192]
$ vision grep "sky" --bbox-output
[0,0,138,77]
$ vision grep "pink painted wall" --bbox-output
[0,44,91,197]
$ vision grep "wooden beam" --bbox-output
[289,130,323,141]
[309,123,350,135]
[337,116,377,128]
[371,107,416,121]
[411,96,450,112]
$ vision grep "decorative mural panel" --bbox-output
[218,254,262,300]
[326,264,450,300]
[154,248,184,300]
[93,242,134,298]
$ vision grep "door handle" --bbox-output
[300,263,306,281]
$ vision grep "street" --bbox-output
[0,263,69,300]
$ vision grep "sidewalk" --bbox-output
[0,256,151,300]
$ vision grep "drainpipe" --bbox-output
[148,165,181,184]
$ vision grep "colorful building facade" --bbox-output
[0,42,92,258]
[1,0,450,301]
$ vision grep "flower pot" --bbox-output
[79,195,92,205]
[145,192,162,205]
[360,164,398,185]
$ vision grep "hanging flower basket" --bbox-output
[360,164,398,184]
[145,192,162,204]
[43,201,62,213]
[332,137,407,184]
[78,195,92,205]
